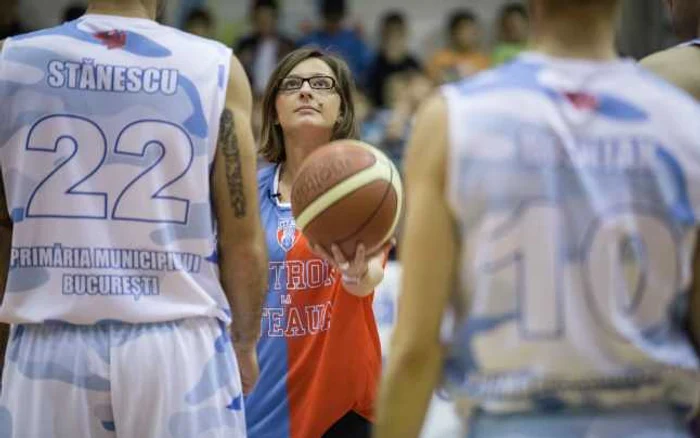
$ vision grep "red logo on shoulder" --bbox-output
[94,30,127,49]
[564,92,598,110]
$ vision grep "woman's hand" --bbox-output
[312,243,369,284]
[312,240,396,296]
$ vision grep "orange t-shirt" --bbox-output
[427,48,491,84]
[245,165,382,438]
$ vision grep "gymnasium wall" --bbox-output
[19,0,674,60]
[19,0,519,54]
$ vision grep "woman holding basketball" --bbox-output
[244,48,389,438]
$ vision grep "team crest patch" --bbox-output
[94,30,127,49]
[277,218,300,252]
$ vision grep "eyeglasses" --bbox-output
[278,75,336,92]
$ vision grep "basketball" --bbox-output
[291,140,403,258]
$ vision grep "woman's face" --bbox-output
[275,58,342,137]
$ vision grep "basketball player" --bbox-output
[0,0,267,437]
[376,1,700,437]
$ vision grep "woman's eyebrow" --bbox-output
[285,73,333,78]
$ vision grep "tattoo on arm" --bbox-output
[219,108,247,218]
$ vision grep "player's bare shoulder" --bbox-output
[641,45,700,101]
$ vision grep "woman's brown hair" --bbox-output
[258,47,359,164]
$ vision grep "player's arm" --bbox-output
[211,56,268,350]
[643,47,700,354]
[375,93,458,438]
[0,176,11,376]
[0,39,11,375]
[690,238,700,355]
[644,48,700,354]
[640,47,700,101]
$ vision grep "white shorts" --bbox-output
[0,317,245,438]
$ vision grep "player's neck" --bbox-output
[280,132,333,189]
[86,1,155,21]
[531,23,617,61]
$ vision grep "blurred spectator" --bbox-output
[297,0,372,84]
[354,89,372,130]
[183,7,215,39]
[156,0,168,24]
[63,3,87,23]
[492,3,528,66]
[235,0,295,97]
[362,69,433,170]
[0,0,28,39]
[366,11,422,108]
[426,9,490,84]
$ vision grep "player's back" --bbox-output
[442,52,700,414]
[0,15,232,325]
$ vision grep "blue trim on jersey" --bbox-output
[596,94,647,120]
[451,58,648,122]
[101,421,116,432]
[2,46,59,65]
[218,64,226,90]
[12,21,172,58]
[10,208,24,223]
[179,76,209,138]
[655,148,695,224]
[0,407,11,437]
[245,165,292,438]
[205,250,218,264]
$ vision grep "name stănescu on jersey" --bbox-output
[0,14,233,325]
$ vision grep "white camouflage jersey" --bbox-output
[442,52,700,413]
[0,14,232,324]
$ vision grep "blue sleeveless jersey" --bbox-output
[442,52,700,413]
[0,14,233,324]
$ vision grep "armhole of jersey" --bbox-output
[0,37,12,63]
[0,37,12,172]
[440,85,462,222]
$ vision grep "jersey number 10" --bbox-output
[473,203,679,341]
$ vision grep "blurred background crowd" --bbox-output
[3,0,677,174]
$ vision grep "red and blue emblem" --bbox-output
[277,217,300,252]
